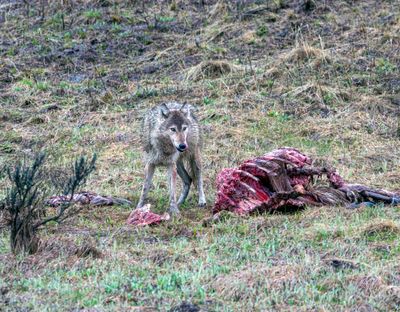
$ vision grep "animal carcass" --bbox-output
[213,147,400,215]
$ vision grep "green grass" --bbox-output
[83,10,102,21]
[2,206,400,310]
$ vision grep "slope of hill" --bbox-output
[1,0,400,310]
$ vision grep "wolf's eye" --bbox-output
[182,126,187,131]
[170,127,176,132]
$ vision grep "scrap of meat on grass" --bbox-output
[126,204,170,226]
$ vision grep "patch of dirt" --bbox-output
[348,275,386,296]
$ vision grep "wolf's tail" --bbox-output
[181,155,198,189]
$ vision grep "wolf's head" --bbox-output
[160,103,191,153]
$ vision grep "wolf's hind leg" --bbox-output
[177,160,192,205]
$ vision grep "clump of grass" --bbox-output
[0,142,15,154]
[264,42,333,78]
[283,82,349,106]
[132,86,159,100]
[361,219,400,242]
[208,0,230,21]
[375,58,396,75]
[74,242,103,259]
[185,60,244,81]
[256,25,268,37]
[285,45,328,63]
[83,10,102,23]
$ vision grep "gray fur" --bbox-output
[137,102,206,215]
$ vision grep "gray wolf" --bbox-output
[137,102,206,215]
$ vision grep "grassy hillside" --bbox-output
[1,0,400,310]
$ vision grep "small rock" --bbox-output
[324,257,359,270]
[169,302,200,312]
[39,104,61,113]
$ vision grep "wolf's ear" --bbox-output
[180,103,189,117]
[160,103,170,118]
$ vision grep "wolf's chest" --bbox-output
[145,147,179,165]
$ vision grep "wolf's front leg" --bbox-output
[194,153,207,207]
[197,169,206,207]
[168,163,179,215]
[137,163,155,208]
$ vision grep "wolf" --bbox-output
[136,102,206,215]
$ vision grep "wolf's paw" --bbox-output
[168,206,180,216]
[198,201,207,208]
[136,202,145,209]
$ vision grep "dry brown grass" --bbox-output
[208,0,230,21]
[185,60,245,81]
[264,43,334,78]
[283,43,330,64]
[360,220,400,238]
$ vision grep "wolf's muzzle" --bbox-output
[176,143,187,152]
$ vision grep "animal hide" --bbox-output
[47,191,132,207]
